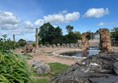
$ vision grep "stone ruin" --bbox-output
[22,44,34,54]
[81,33,90,57]
[81,33,90,50]
[100,29,112,53]
[39,43,80,48]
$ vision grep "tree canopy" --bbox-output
[39,22,63,45]
[38,22,82,44]
[66,25,74,33]
[111,27,118,40]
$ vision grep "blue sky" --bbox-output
[0,0,118,41]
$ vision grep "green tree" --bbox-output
[63,31,81,43]
[39,22,63,45]
[111,27,118,40]
[53,26,63,44]
[18,39,26,46]
[66,25,74,33]
[0,35,18,52]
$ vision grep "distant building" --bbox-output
[94,33,100,40]
[26,41,34,45]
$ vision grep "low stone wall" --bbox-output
[39,43,80,48]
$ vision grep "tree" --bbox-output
[66,25,74,33]
[63,31,81,43]
[18,39,26,46]
[111,27,118,40]
[39,22,63,45]
[0,35,18,52]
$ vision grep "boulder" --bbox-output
[32,60,51,75]
[62,43,66,48]
[52,44,56,48]
[54,52,118,83]
[113,62,118,75]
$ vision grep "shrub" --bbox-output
[0,52,31,83]
[0,35,19,52]
[18,39,27,47]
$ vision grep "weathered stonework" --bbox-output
[22,44,33,53]
[100,29,112,53]
[81,34,90,57]
[35,28,39,49]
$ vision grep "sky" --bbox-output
[0,0,118,41]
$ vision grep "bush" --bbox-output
[0,52,31,83]
[0,35,19,52]
[32,43,35,47]
[18,39,27,47]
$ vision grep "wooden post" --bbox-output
[13,34,15,42]
[35,28,39,49]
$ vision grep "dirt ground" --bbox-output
[15,47,118,66]
[15,47,81,66]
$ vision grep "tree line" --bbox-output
[38,22,82,45]
[38,22,118,45]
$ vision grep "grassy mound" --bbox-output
[0,52,31,83]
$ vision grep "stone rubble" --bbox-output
[54,52,118,83]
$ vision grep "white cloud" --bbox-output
[98,22,118,26]
[35,19,45,26]
[84,8,109,18]
[35,11,80,26]
[24,21,34,29]
[0,11,35,35]
[0,11,20,30]
[98,22,105,26]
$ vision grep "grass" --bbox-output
[31,78,50,83]
[48,62,69,76]
[32,62,69,83]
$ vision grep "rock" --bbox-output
[113,62,118,75]
[57,44,60,47]
[32,60,51,75]
[54,53,118,83]
[89,76,118,83]
[52,44,56,47]
[66,43,70,48]
[62,43,66,48]
[39,44,43,47]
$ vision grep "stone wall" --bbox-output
[39,43,80,48]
